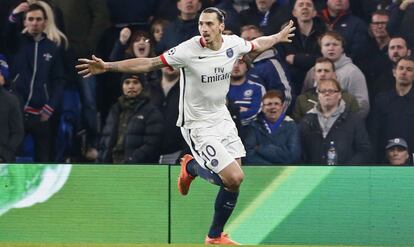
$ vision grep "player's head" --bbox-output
[199,8,226,44]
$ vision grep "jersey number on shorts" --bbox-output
[201,145,218,167]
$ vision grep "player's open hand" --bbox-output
[76,55,107,78]
[275,20,295,43]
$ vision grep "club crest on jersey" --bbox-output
[244,89,253,97]
[167,48,176,55]
[226,48,233,58]
[43,53,53,62]
[211,159,219,167]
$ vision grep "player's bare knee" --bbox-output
[224,172,244,190]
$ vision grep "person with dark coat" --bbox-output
[369,57,414,163]
[243,90,301,165]
[279,0,327,95]
[300,78,372,165]
[0,55,24,163]
[239,0,291,36]
[98,74,164,164]
[155,0,202,54]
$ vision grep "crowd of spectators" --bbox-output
[0,0,413,166]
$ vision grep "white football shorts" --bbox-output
[180,118,246,173]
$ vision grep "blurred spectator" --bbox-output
[98,74,164,163]
[150,19,170,44]
[0,0,20,53]
[239,0,291,36]
[303,31,369,118]
[279,0,326,95]
[5,3,64,162]
[215,0,243,35]
[369,56,414,163]
[242,25,293,111]
[367,36,412,103]
[228,58,265,126]
[0,54,24,163]
[53,0,110,161]
[358,10,391,104]
[388,0,414,47]
[148,67,187,164]
[293,57,359,122]
[155,0,202,54]
[106,0,160,29]
[300,78,372,165]
[349,0,393,23]
[319,0,370,60]
[243,90,300,165]
[109,29,159,83]
[385,137,412,165]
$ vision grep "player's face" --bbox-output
[24,10,47,36]
[388,38,410,63]
[262,96,284,122]
[314,62,336,83]
[199,12,224,45]
[370,14,389,39]
[231,59,248,79]
[133,36,151,58]
[317,80,341,109]
[386,146,409,165]
[320,35,344,62]
[122,78,143,98]
[393,59,414,86]
[292,0,316,22]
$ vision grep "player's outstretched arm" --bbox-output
[76,55,166,78]
[250,20,295,54]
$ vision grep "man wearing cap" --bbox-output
[0,54,24,163]
[385,138,412,166]
[369,56,414,163]
[98,74,164,163]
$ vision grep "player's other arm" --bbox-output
[76,55,166,78]
[250,20,295,54]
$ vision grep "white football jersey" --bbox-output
[161,35,253,129]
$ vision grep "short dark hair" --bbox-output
[315,57,336,72]
[263,90,285,103]
[201,7,226,23]
[26,3,47,20]
[394,56,414,69]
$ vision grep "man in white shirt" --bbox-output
[77,7,295,245]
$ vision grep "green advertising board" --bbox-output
[1,165,413,246]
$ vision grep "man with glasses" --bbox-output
[293,57,359,122]
[299,78,371,165]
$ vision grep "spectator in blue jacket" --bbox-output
[243,90,301,165]
[5,3,64,162]
[228,57,265,126]
[241,25,293,111]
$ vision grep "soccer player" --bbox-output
[77,7,295,245]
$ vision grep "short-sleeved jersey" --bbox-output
[160,35,253,129]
